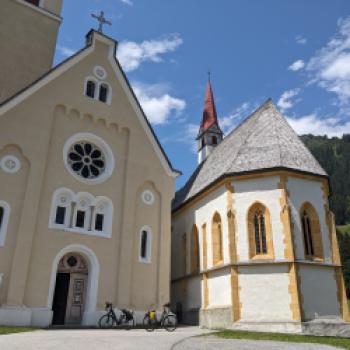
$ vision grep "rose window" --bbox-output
[67,142,105,179]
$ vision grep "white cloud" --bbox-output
[117,34,183,72]
[219,102,251,133]
[287,113,350,137]
[306,16,350,104]
[120,0,133,5]
[57,46,76,57]
[295,35,307,45]
[277,89,300,112]
[132,82,186,124]
[288,59,305,71]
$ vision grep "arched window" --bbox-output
[191,225,200,273]
[139,227,152,263]
[300,202,324,260]
[49,189,113,237]
[85,80,96,99]
[99,84,109,103]
[212,136,217,145]
[212,212,223,266]
[0,201,10,247]
[247,203,273,259]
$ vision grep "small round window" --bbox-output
[68,141,106,179]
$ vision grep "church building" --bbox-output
[171,79,350,334]
[0,0,179,326]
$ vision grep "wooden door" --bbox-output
[65,273,88,324]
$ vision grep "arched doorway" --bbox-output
[52,253,88,325]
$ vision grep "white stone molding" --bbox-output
[139,225,152,263]
[1,155,21,174]
[93,65,107,80]
[49,188,113,238]
[63,132,115,184]
[0,200,11,247]
[47,244,100,317]
[84,71,112,105]
[141,190,155,205]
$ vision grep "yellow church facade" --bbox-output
[0,0,179,326]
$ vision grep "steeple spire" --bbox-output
[197,75,223,164]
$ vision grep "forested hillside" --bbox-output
[301,134,350,295]
[301,134,350,225]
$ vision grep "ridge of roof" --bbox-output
[173,98,327,211]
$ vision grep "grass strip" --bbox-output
[0,327,38,335]
[214,330,350,349]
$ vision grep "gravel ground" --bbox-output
[0,328,343,350]
[172,335,343,350]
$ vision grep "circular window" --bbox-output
[67,256,78,267]
[68,142,105,180]
[1,155,21,174]
[142,190,155,205]
[63,133,115,184]
[93,66,107,80]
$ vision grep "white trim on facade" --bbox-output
[139,226,152,263]
[49,188,113,238]
[0,200,11,247]
[47,244,100,319]
[63,132,115,185]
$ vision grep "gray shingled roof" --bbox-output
[173,99,327,210]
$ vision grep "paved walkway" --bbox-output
[0,328,342,350]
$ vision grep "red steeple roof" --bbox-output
[200,78,220,132]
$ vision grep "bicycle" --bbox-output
[98,302,135,329]
[143,303,177,332]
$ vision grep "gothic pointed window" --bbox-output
[248,203,273,259]
[85,80,96,98]
[212,212,223,266]
[300,202,323,260]
[191,225,200,273]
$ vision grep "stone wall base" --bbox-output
[0,306,52,327]
[199,307,350,337]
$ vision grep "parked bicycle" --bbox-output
[143,303,177,332]
[98,302,135,329]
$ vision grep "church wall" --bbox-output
[298,264,339,320]
[0,146,29,305]
[207,268,231,307]
[0,34,175,325]
[0,0,61,103]
[239,264,292,321]
[287,177,332,262]
[232,176,285,261]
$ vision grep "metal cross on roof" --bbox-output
[91,11,112,33]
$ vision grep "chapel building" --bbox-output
[0,0,179,327]
[171,79,350,334]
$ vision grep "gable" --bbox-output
[0,30,179,178]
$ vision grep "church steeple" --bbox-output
[197,76,223,164]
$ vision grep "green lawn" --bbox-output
[214,330,350,349]
[0,327,38,335]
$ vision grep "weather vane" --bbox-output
[91,11,112,33]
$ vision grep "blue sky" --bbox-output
[55,0,350,188]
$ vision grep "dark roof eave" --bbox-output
[172,167,329,213]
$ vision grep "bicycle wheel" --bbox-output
[162,314,177,332]
[119,314,135,329]
[98,314,115,329]
[143,314,156,332]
